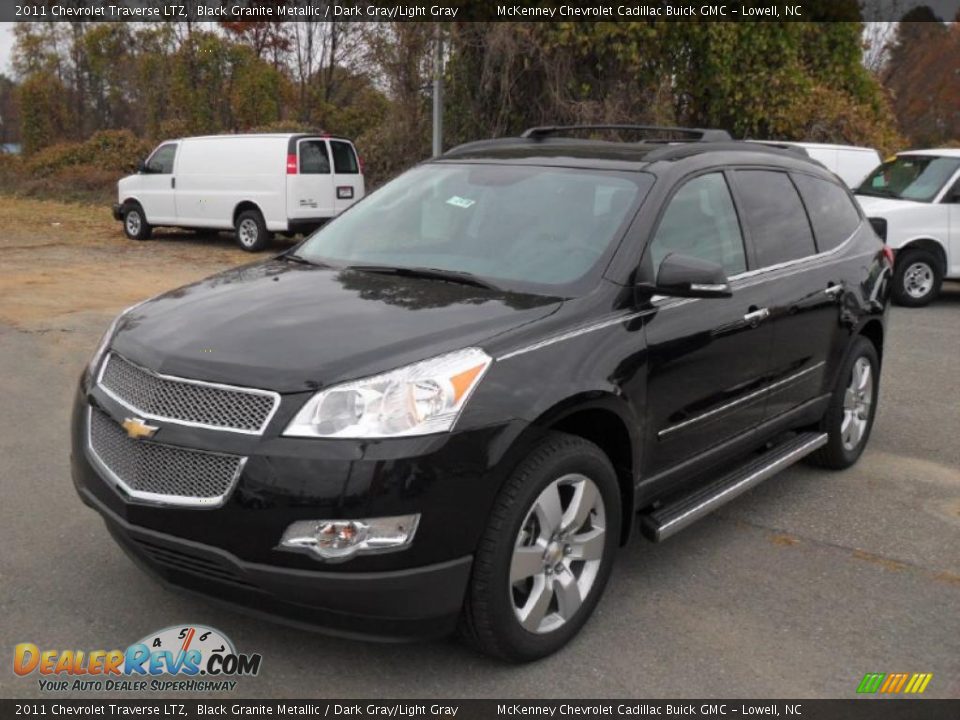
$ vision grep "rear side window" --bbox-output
[735,170,816,267]
[330,141,359,174]
[299,141,330,174]
[648,173,747,276]
[146,143,177,174]
[792,174,861,252]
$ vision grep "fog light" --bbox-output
[279,514,420,561]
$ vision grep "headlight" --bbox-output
[87,300,149,377]
[283,348,492,438]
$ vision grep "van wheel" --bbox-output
[891,248,942,307]
[459,432,621,662]
[235,210,270,252]
[122,203,152,241]
[808,336,880,470]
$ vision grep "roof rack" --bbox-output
[520,124,732,142]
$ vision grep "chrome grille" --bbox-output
[99,353,278,434]
[88,408,245,506]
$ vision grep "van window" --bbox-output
[299,141,330,174]
[858,155,960,202]
[145,143,177,174]
[735,170,817,267]
[792,174,861,252]
[648,173,746,276]
[330,141,359,174]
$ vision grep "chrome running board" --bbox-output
[640,432,828,542]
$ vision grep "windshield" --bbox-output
[296,163,653,294]
[857,155,960,202]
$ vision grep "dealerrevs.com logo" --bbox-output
[13,625,262,693]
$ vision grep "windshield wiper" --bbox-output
[347,264,500,290]
[282,252,326,267]
[856,188,896,199]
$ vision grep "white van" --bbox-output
[113,133,365,251]
[856,149,960,306]
[749,141,881,188]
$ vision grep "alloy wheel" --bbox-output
[841,356,873,451]
[509,473,606,634]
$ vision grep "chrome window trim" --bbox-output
[658,361,826,439]
[497,309,654,361]
[727,219,861,283]
[85,407,248,508]
[97,352,281,436]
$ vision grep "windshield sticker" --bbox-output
[446,195,476,209]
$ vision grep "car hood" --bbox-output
[855,194,924,215]
[110,260,561,393]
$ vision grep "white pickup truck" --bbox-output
[855,149,960,306]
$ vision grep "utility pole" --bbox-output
[432,24,444,158]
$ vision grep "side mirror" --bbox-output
[642,253,732,299]
[137,159,148,173]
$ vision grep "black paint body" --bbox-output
[72,142,890,639]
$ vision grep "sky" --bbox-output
[0,23,13,76]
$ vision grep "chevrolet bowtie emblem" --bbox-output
[121,417,159,440]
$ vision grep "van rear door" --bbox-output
[329,139,365,214]
[286,137,336,224]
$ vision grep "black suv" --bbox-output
[72,126,890,661]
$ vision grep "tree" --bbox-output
[883,9,959,146]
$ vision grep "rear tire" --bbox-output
[459,432,621,662]
[122,203,152,241]
[891,248,942,307]
[234,209,270,252]
[808,336,880,470]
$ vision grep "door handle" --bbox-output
[171,177,176,189]
[743,307,770,325]
[824,284,842,297]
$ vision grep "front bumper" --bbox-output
[77,484,471,640]
[111,203,123,221]
[71,382,529,640]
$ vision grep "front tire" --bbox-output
[122,203,152,241]
[891,248,942,307]
[234,209,271,252]
[809,336,880,470]
[460,432,621,662]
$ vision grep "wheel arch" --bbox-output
[528,394,640,546]
[233,200,265,225]
[857,319,884,367]
[898,238,948,275]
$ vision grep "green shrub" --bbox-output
[25,130,154,177]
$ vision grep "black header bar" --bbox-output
[4,0,960,23]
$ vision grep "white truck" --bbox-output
[113,133,365,251]
[750,141,882,188]
[855,149,960,306]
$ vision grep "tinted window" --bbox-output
[735,170,816,267]
[299,141,330,174]
[648,173,746,276]
[792,174,861,252]
[146,143,176,174]
[297,164,653,293]
[331,141,359,174]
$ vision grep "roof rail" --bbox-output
[520,124,732,142]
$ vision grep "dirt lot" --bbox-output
[0,197,298,331]
[1,196,958,699]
